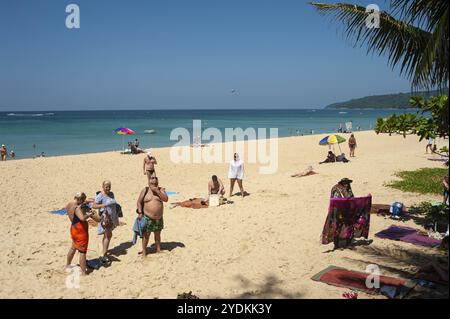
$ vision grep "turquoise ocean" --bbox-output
[0,109,416,159]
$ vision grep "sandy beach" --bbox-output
[0,131,446,299]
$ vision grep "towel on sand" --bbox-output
[172,198,209,209]
[311,265,416,298]
[375,225,441,247]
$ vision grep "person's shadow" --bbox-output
[234,191,251,197]
[144,241,185,255]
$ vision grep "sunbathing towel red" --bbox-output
[312,265,416,298]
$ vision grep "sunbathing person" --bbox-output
[136,175,168,257]
[207,175,225,199]
[319,151,336,164]
[291,166,316,177]
[143,151,157,178]
[336,153,349,163]
[66,203,100,275]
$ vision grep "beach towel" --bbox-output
[311,265,416,298]
[375,225,441,247]
[132,216,148,245]
[49,209,67,215]
[321,195,372,245]
[172,198,209,209]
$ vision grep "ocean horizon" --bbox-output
[1,108,417,159]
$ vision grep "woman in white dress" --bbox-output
[228,153,245,197]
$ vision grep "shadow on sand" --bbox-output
[345,244,448,299]
[210,274,302,298]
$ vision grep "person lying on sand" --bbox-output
[207,175,225,199]
[66,203,100,275]
[291,166,316,177]
[319,151,336,164]
[136,175,168,258]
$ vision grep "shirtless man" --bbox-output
[136,175,168,257]
[207,175,225,199]
[143,152,157,178]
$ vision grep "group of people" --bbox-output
[319,134,357,164]
[206,153,246,200]
[65,149,249,275]
[0,144,15,161]
[128,139,145,154]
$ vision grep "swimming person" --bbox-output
[136,175,168,258]
[92,180,120,264]
[67,203,100,275]
[228,153,245,197]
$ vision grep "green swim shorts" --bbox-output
[144,215,164,233]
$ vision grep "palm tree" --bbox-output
[309,0,448,91]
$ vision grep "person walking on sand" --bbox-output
[67,203,100,275]
[136,175,168,258]
[426,137,434,153]
[207,175,225,199]
[348,134,357,157]
[1,144,7,161]
[92,180,120,264]
[228,153,245,197]
[443,175,449,204]
[143,151,157,178]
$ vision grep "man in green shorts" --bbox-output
[136,175,168,257]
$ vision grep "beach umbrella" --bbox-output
[114,127,135,151]
[319,134,346,153]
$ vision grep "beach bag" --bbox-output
[390,202,403,218]
[209,194,220,207]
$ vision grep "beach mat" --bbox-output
[375,225,441,248]
[49,209,67,215]
[172,198,208,209]
[312,265,416,298]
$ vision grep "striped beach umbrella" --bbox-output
[114,127,135,151]
[319,134,346,153]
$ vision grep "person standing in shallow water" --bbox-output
[137,175,168,258]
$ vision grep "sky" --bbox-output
[0,0,412,111]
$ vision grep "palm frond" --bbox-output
[309,1,448,91]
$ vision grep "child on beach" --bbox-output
[67,203,100,275]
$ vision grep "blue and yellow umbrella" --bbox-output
[319,134,346,153]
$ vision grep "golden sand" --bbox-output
[0,131,446,298]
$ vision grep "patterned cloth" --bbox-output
[321,195,372,246]
[143,215,164,233]
[330,184,354,198]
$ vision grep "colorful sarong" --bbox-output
[321,195,372,245]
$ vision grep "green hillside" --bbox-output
[325,90,446,109]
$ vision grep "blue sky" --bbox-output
[0,0,412,110]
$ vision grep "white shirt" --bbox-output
[228,160,244,179]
